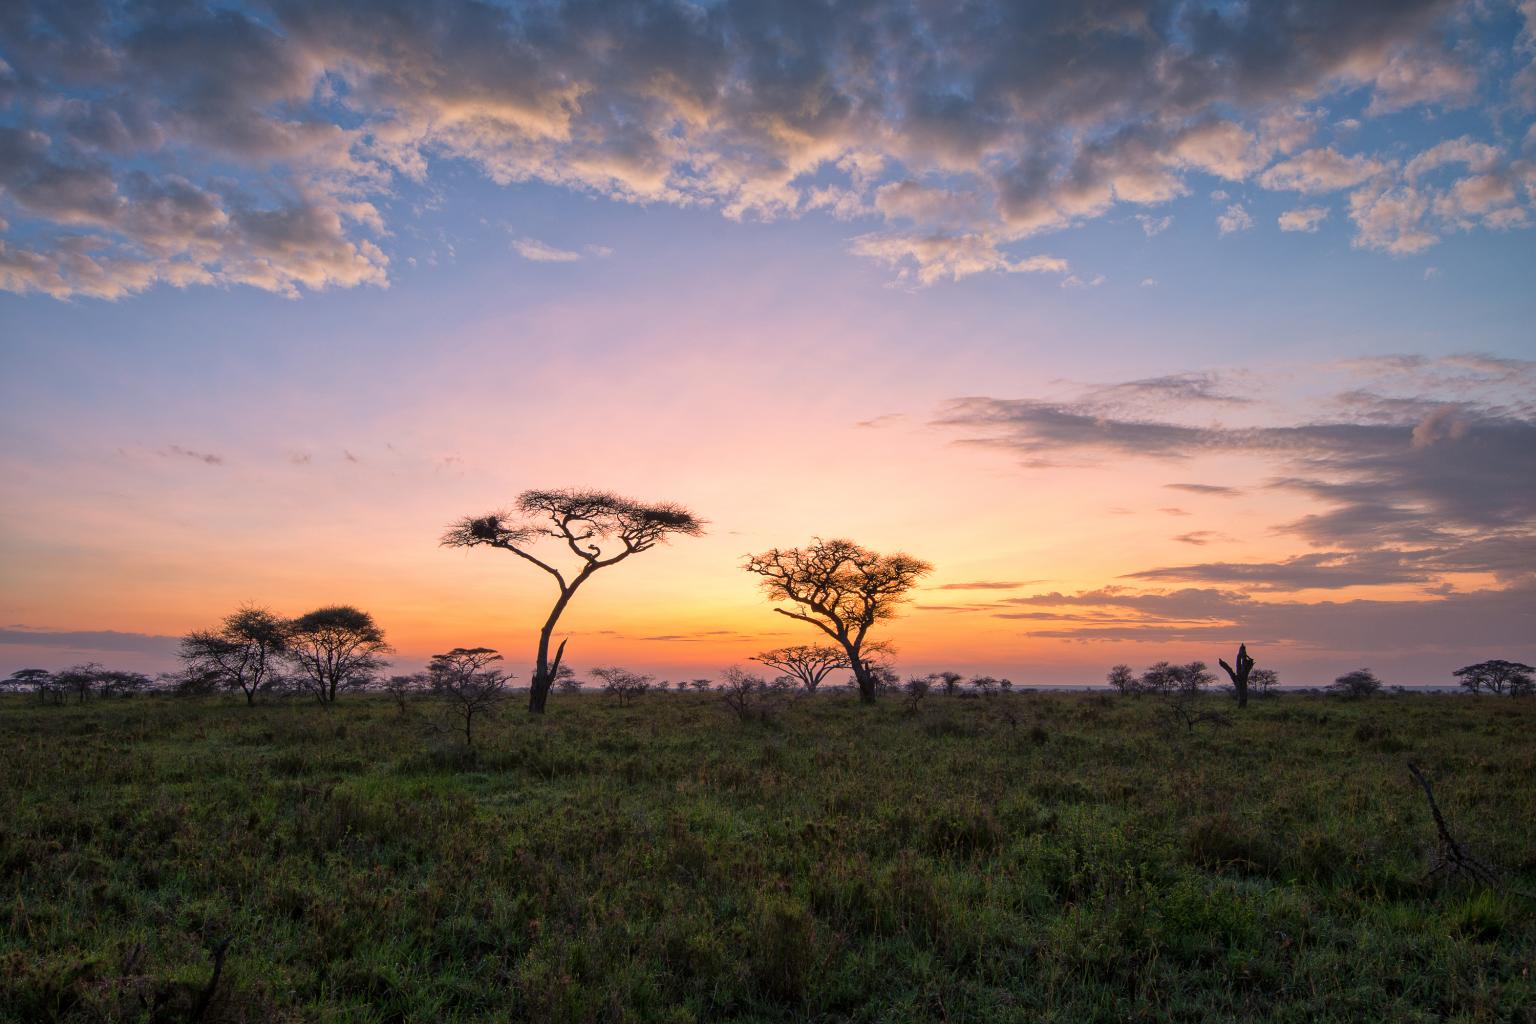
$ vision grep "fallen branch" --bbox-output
[1406,762,1501,889]
[188,936,231,1024]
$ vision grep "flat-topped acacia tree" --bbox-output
[443,489,705,714]
[744,538,932,704]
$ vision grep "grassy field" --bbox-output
[2,689,1534,1023]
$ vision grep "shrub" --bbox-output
[1329,669,1383,699]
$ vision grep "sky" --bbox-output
[1,0,1534,687]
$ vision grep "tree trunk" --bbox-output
[1220,644,1253,710]
[848,649,876,704]
[528,587,577,715]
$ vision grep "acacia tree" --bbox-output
[285,606,391,705]
[751,644,848,694]
[1329,668,1383,699]
[428,647,511,747]
[443,489,704,714]
[1453,659,1534,697]
[744,538,932,704]
[935,671,964,696]
[4,669,51,699]
[1249,667,1280,698]
[55,663,104,703]
[1218,643,1256,708]
[179,606,290,705]
[591,666,651,706]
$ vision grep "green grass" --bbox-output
[2,691,1534,1023]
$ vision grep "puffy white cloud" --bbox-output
[848,231,1069,287]
[1278,205,1330,232]
[1217,203,1254,235]
[1259,147,1390,193]
[512,237,582,263]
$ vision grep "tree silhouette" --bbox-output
[443,489,704,714]
[591,666,651,706]
[285,606,391,705]
[4,668,51,698]
[1453,659,1534,697]
[750,644,848,694]
[179,606,290,705]
[1218,643,1255,708]
[428,647,510,747]
[1329,668,1382,699]
[743,538,931,704]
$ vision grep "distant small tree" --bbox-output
[1249,667,1281,698]
[751,644,848,694]
[179,606,290,705]
[935,671,964,696]
[55,663,105,704]
[719,666,784,722]
[1453,659,1534,697]
[443,489,704,714]
[688,678,711,692]
[384,673,427,712]
[1329,668,1383,699]
[1106,664,1136,695]
[1175,661,1215,695]
[999,678,1014,693]
[555,666,582,694]
[901,674,932,714]
[744,538,932,703]
[868,662,901,697]
[1139,662,1178,696]
[653,679,672,693]
[970,675,1000,696]
[4,668,52,699]
[592,666,651,706]
[285,606,391,705]
[1218,643,1256,709]
[96,670,151,698]
[428,647,511,748]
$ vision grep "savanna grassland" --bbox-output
[2,690,1534,1023]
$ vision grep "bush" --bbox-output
[1329,668,1383,699]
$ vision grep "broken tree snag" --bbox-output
[1219,643,1255,709]
[1406,762,1501,889]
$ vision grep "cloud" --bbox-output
[1217,204,1254,235]
[849,232,1069,286]
[1,0,1529,297]
[1259,148,1390,194]
[986,583,1536,652]
[1124,550,1442,590]
[1166,483,1241,496]
[1278,206,1330,232]
[936,362,1536,586]
[931,580,1045,591]
[512,237,582,263]
[1173,531,1221,546]
[162,444,223,465]
[1083,373,1249,411]
[855,412,906,429]
[0,627,181,656]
